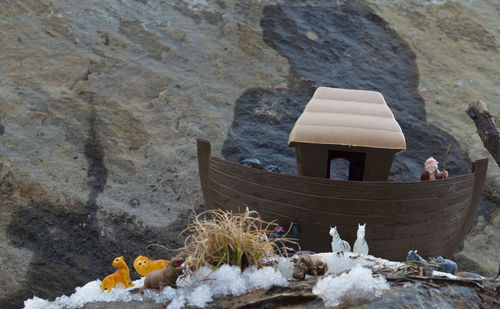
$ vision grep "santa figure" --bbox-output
[421,157,448,181]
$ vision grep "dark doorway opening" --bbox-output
[329,158,349,180]
[328,151,365,181]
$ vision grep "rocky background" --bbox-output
[0,0,498,308]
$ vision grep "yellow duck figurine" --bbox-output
[134,255,170,277]
[101,256,134,292]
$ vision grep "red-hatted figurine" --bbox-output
[420,157,448,181]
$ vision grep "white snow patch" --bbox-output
[167,297,186,309]
[141,263,289,308]
[23,254,401,308]
[189,285,213,307]
[432,270,458,279]
[312,264,390,307]
[24,278,144,309]
[243,265,288,290]
[24,259,291,309]
[274,256,294,279]
[316,251,403,275]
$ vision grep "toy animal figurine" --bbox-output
[421,157,448,181]
[329,226,351,252]
[139,258,185,293]
[406,250,457,275]
[353,223,369,255]
[428,256,458,275]
[101,256,134,292]
[269,222,299,256]
[292,254,328,280]
[407,250,426,264]
[134,255,170,277]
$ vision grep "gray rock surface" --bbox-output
[0,0,498,308]
[363,0,500,280]
[222,1,471,180]
[0,0,287,307]
[80,278,495,309]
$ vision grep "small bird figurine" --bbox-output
[329,226,351,252]
[353,223,369,255]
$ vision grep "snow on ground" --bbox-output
[24,258,291,309]
[23,278,144,309]
[313,264,390,307]
[316,251,404,275]
[24,253,400,308]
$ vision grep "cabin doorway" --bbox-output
[329,158,349,180]
[328,150,365,181]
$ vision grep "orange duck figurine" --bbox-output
[134,255,170,277]
[101,256,134,292]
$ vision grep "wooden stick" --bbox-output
[466,100,500,167]
[442,143,452,173]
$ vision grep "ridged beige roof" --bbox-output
[289,87,406,151]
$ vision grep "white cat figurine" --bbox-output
[329,226,351,252]
[353,223,369,255]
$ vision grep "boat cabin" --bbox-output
[289,87,406,181]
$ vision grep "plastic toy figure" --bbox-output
[292,254,328,280]
[101,256,134,292]
[133,255,170,277]
[406,250,457,275]
[329,226,351,252]
[269,222,299,256]
[353,223,369,255]
[421,157,448,181]
[139,258,185,293]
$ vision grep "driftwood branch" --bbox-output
[467,100,500,167]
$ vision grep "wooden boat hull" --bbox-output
[197,139,488,261]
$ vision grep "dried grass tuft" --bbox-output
[179,208,291,270]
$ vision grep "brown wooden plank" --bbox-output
[208,167,474,217]
[198,141,486,260]
[197,139,214,209]
[208,185,467,260]
[282,212,467,241]
[370,230,463,256]
[209,185,469,244]
[209,156,476,200]
[286,220,462,257]
[456,158,488,246]
[209,181,470,232]
[209,167,473,215]
[211,199,461,260]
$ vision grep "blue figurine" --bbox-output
[406,250,458,275]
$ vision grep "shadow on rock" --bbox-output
[5,202,184,308]
[223,0,471,180]
[3,107,185,308]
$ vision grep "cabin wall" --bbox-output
[295,144,330,178]
[293,143,396,181]
[363,149,396,181]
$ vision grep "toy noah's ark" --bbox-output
[196,87,487,260]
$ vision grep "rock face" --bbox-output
[363,0,500,280]
[0,0,498,308]
[223,1,471,180]
[0,1,287,307]
[80,278,493,309]
[223,0,499,277]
